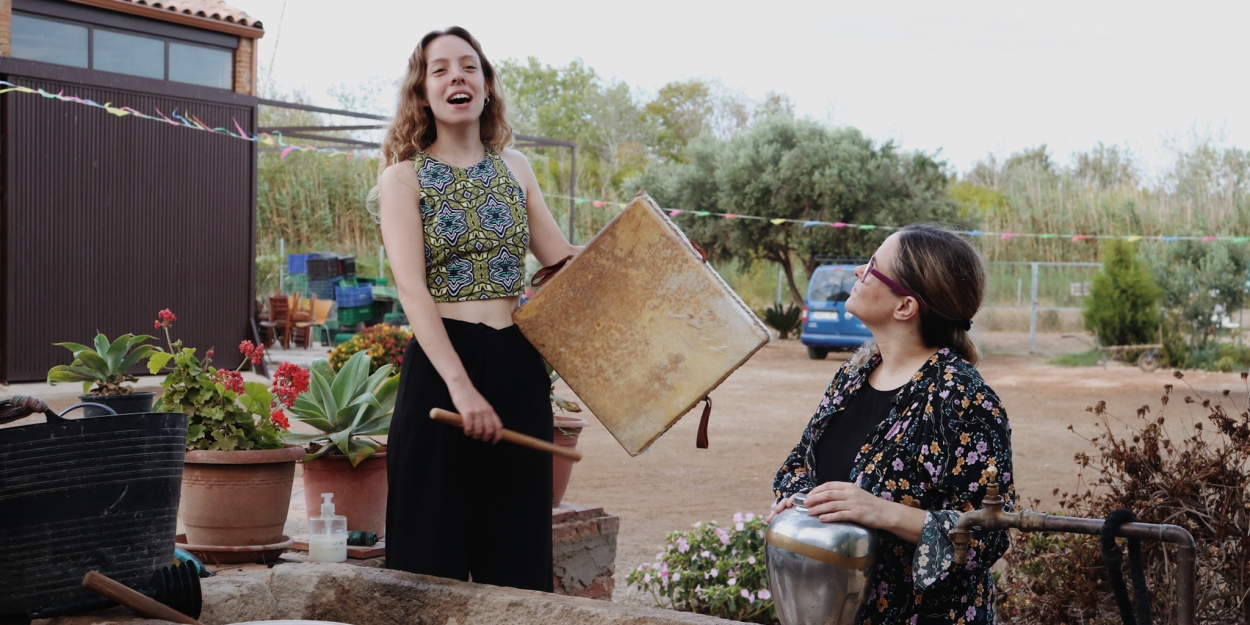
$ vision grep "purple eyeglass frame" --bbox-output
[862,256,930,314]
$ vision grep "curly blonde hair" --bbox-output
[380,27,513,168]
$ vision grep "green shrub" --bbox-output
[627,514,775,623]
[1083,239,1160,347]
[758,303,802,339]
[1145,239,1249,350]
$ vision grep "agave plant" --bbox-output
[283,350,399,466]
[47,333,162,395]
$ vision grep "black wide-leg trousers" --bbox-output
[385,319,553,592]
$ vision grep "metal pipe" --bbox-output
[949,468,1196,625]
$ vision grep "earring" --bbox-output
[486,93,491,103]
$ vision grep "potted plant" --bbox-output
[46,320,165,416]
[146,310,306,554]
[283,350,399,538]
[550,367,588,507]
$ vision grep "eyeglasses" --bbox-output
[861,256,929,314]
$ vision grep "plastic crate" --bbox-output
[356,276,388,287]
[384,312,409,326]
[287,253,317,275]
[284,273,308,296]
[335,284,373,308]
[338,256,357,276]
[308,277,337,300]
[337,304,373,325]
[332,332,356,347]
[306,256,341,280]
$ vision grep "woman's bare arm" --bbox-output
[500,149,580,265]
[377,163,502,442]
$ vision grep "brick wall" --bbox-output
[1,0,12,58]
[234,36,255,95]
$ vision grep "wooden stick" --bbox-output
[430,408,582,462]
[82,571,203,625]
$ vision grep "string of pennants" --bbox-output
[4,79,1247,244]
[544,195,1250,244]
[0,79,373,160]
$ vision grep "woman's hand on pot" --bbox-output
[804,481,894,528]
[448,383,503,443]
[766,495,795,523]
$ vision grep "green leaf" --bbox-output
[363,364,394,395]
[309,359,336,384]
[93,333,111,359]
[75,350,111,378]
[290,394,330,423]
[47,365,98,384]
[280,431,330,445]
[53,341,94,357]
[310,369,340,424]
[330,351,371,413]
[353,413,392,436]
[119,344,159,373]
[345,437,380,467]
[104,334,132,372]
[302,444,335,463]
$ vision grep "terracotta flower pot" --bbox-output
[301,450,388,538]
[552,416,589,506]
[181,445,305,546]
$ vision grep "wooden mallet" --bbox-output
[82,571,203,625]
[429,408,582,462]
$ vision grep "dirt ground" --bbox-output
[555,335,1250,600]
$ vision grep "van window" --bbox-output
[808,268,857,302]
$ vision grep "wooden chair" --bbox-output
[260,295,292,349]
[290,295,315,349]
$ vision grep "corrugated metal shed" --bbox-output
[1,70,256,382]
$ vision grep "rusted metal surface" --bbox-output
[514,192,769,456]
[950,468,1196,625]
[1,73,255,382]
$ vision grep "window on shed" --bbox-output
[94,29,166,80]
[12,14,88,68]
[169,42,233,89]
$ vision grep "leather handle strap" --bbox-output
[690,240,708,263]
[531,255,574,288]
[696,396,712,449]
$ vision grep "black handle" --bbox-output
[0,397,116,426]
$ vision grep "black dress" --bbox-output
[385,318,553,591]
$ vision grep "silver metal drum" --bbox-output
[765,493,877,625]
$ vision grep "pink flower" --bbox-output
[733,512,743,523]
[744,512,755,522]
[736,522,745,531]
[758,589,771,600]
[741,589,752,600]
[747,556,756,565]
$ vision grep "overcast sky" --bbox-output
[242,0,1248,177]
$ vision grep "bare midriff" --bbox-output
[435,297,520,330]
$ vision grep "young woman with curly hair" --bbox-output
[376,27,578,591]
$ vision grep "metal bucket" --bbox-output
[0,398,187,614]
[765,494,877,625]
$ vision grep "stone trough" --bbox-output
[40,563,747,625]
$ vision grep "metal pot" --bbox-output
[765,493,877,625]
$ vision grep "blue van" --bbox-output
[800,264,872,359]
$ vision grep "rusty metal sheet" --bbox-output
[514,192,769,456]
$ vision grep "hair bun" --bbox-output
[959,319,973,331]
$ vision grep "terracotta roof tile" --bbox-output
[110,0,263,30]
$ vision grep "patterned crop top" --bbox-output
[413,148,530,302]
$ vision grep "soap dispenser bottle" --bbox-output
[308,492,348,563]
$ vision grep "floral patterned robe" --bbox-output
[773,348,1016,624]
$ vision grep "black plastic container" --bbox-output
[77,392,156,418]
[0,406,188,614]
[306,255,341,280]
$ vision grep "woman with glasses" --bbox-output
[767,224,1016,624]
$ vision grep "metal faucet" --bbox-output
[948,465,1198,625]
